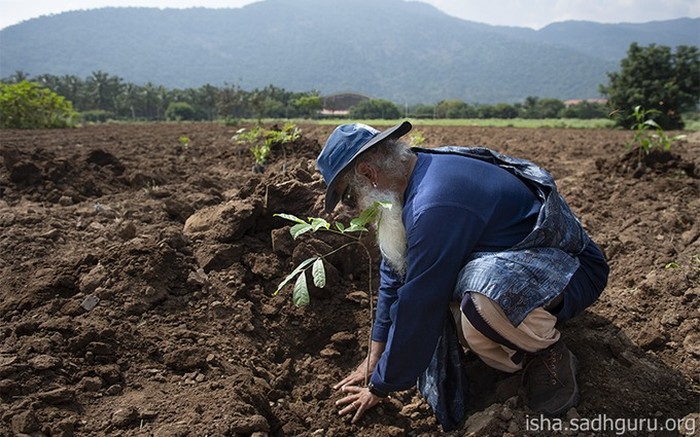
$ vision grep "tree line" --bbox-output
[353,97,608,120]
[1,70,608,122]
[1,43,698,129]
[1,71,324,122]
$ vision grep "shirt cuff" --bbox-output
[371,323,390,343]
[369,369,415,394]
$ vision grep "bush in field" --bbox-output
[0,81,76,128]
[165,102,197,121]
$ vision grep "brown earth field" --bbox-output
[0,122,699,437]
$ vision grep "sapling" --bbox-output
[625,105,686,166]
[232,123,301,172]
[274,200,392,383]
[408,129,426,147]
[232,126,266,171]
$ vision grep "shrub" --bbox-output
[625,105,686,165]
[0,81,76,128]
[165,102,197,121]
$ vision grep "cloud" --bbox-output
[413,0,700,28]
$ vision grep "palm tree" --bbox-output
[87,70,123,112]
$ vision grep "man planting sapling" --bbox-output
[315,121,609,430]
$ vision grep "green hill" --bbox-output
[1,0,697,103]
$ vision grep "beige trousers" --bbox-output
[451,293,560,373]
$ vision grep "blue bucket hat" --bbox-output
[317,121,412,213]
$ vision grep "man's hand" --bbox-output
[335,385,382,423]
[333,340,385,390]
[332,340,386,423]
[333,356,373,389]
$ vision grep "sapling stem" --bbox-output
[364,244,373,386]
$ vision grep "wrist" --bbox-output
[367,382,389,398]
[369,341,386,359]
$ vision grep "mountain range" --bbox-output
[0,0,698,104]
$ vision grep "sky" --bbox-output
[0,0,698,30]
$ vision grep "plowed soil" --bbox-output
[1,123,698,436]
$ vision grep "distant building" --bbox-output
[321,92,371,115]
[563,98,608,107]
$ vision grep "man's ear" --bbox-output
[355,161,376,184]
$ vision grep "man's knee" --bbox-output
[458,293,560,372]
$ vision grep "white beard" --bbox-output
[358,188,408,277]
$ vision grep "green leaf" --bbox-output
[644,119,661,129]
[344,221,368,233]
[309,217,330,232]
[273,213,307,225]
[292,272,310,306]
[275,257,317,294]
[335,221,345,232]
[312,258,326,288]
[376,200,393,210]
[346,200,393,232]
[290,223,313,239]
[355,205,379,227]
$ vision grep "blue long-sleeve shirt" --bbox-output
[369,150,542,394]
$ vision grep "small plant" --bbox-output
[408,129,426,147]
[232,126,262,144]
[250,143,270,170]
[665,254,700,271]
[178,135,191,148]
[232,123,301,172]
[273,200,390,306]
[625,105,686,165]
[233,126,266,170]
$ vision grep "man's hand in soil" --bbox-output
[333,357,373,389]
[333,340,385,389]
[333,340,386,423]
[335,385,382,423]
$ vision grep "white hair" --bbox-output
[354,139,413,178]
[357,187,408,277]
[345,139,413,277]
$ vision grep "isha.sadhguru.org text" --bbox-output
[525,413,696,436]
